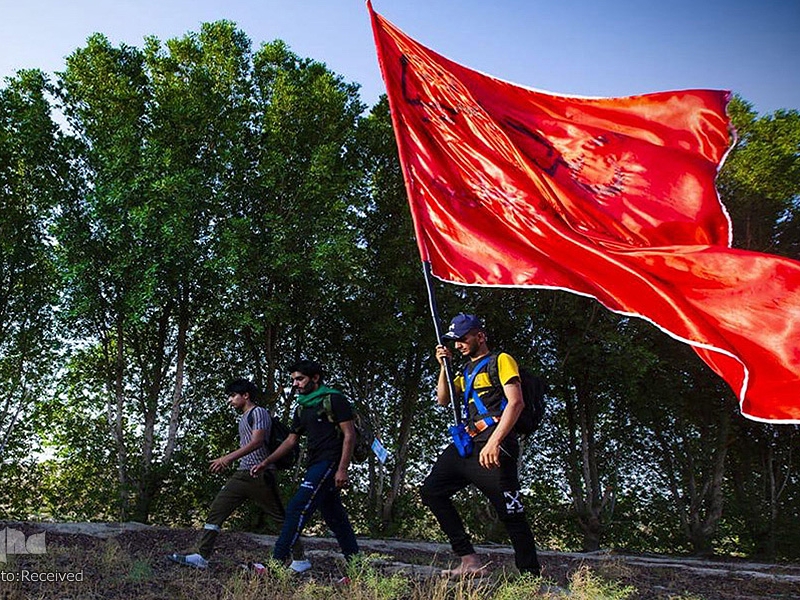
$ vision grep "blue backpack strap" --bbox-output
[463,356,498,431]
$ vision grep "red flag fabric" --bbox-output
[368,2,800,423]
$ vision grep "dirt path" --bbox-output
[3,521,799,599]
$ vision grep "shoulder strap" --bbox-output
[491,353,512,411]
[245,406,270,431]
[487,354,501,389]
[319,394,336,423]
[463,355,492,417]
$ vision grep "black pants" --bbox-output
[273,460,359,562]
[420,441,540,575]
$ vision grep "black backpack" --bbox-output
[247,408,299,471]
[320,395,375,463]
[484,354,547,435]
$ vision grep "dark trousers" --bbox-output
[273,460,359,562]
[420,441,541,575]
[198,469,303,560]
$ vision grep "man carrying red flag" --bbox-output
[424,314,541,578]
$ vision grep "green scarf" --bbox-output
[296,384,340,408]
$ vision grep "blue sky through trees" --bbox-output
[1,0,797,114]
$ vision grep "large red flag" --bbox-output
[368,2,800,422]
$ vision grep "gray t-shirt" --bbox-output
[238,406,271,470]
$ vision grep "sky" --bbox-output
[0,0,798,115]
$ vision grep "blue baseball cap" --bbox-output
[442,313,483,340]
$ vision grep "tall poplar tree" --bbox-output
[0,70,64,469]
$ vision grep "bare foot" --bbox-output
[441,555,491,578]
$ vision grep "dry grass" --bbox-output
[5,522,799,599]
[0,527,643,600]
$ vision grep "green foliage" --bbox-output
[0,70,64,466]
[46,20,369,524]
[718,96,800,253]
[0,460,49,519]
[1,18,798,561]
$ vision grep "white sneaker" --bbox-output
[289,559,312,573]
[167,552,208,569]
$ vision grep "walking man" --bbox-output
[168,378,309,572]
[251,360,359,568]
[422,313,541,577]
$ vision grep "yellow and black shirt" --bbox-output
[454,353,519,440]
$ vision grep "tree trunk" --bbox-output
[132,303,173,524]
[381,389,415,531]
[111,316,129,520]
[164,300,188,464]
[691,409,729,555]
[380,351,423,534]
[564,379,610,551]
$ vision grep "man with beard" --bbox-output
[251,360,359,571]
[423,313,541,578]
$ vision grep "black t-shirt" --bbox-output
[291,393,354,465]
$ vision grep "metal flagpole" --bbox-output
[423,261,474,457]
[421,261,461,425]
